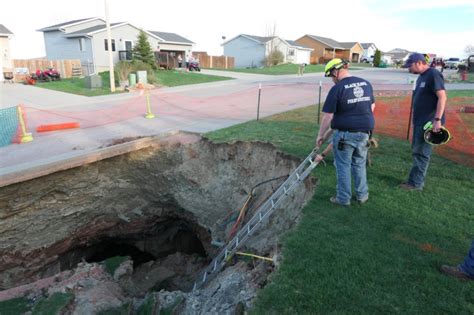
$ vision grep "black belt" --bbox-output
[336,129,370,134]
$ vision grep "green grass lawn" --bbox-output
[205,103,474,313]
[35,76,124,97]
[445,72,474,83]
[34,70,233,96]
[212,63,326,75]
[153,69,233,87]
[212,63,364,75]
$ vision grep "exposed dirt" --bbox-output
[0,132,315,314]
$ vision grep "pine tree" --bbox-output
[132,30,156,68]
[373,49,382,67]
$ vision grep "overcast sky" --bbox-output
[2,0,473,59]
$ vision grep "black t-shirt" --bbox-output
[412,68,446,126]
[322,76,375,131]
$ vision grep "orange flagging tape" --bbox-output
[36,122,80,132]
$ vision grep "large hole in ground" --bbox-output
[56,217,210,293]
[0,133,315,308]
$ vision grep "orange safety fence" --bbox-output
[374,93,474,167]
[3,83,472,167]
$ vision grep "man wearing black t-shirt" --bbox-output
[400,53,447,191]
[316,59,375,206]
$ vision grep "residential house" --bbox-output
[222,34,312,68]
[387,48,412,64]
[38,18,194,74]
[296,35,347,64]
[339,42,364,63]
[0,24,13,81]
[361,43,378,62]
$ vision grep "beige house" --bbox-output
[296,35,364,64]
[0,24,13,81]
[339,42,364,63]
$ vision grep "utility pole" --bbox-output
[105,0,115,92]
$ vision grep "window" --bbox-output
[289,49,295,56]
[104,39,116,51]
[79,38,85,52]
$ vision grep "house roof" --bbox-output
[286,40,313,50]
[0,24,13,36]
[387,48,412,60]
[38,18,99,32]
[65,22,124,38]
[361,43,375,49]
[305,35,345,49]
[241,34,275,43]
[148,31,194,44]
[339,42,359,49]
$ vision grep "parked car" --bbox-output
[361,55,374,63]
[444,57,461,69]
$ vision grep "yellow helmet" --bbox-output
[324,58,347,77]
[424,54,430,64]
[423,121,452,145]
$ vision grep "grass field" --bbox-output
[153,69,232,87]
[34,70,233,96]
[205,101,474,313]
[212,63,326,75]
[211,63,365,75]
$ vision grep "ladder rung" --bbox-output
[192,149,318,292]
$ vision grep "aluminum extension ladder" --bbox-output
[193,149,320,292]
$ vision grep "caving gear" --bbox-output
[423,121,451,145]
[324,58,348,77]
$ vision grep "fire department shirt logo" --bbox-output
[353,86,364,98]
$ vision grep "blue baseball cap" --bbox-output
[404,53,425,68]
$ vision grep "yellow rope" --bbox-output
[236,251,273,262]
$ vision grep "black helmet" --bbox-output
[423,121,451,145]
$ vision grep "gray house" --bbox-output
[0,24,13,81]
[38,17,194,74]
[223,34,312,68]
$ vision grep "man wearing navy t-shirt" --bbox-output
[400,53,447,191]
[316,59,375,206]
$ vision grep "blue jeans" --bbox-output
[407,125,433,188]
[332,130,370,204]
[460,240,474,276]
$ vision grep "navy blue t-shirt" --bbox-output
[412,68,446,126]
[322,76,375,131]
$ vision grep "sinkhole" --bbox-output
[0,132,315,298]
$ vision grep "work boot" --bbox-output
[399,182,423,191]
[440,265,474,281]
[330,196,350,207]
[357,194,369,204]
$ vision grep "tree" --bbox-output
[373,49,382,67]
[132,30,156,69]
[263,22,280,67]
[465,45,474,55]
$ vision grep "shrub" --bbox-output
[115,61,133,82]
[265,50,285,66]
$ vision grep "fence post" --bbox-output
[257,83,262,121]
[406,80,416,140]
[144,89,155,119]
[210,56,213,69]
[317,80,322,124]
[17,105,33,143]
[225,56,228,69]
